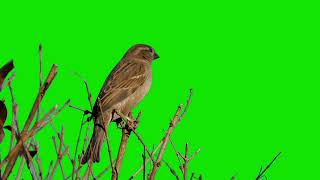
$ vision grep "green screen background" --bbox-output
[0,1,319,179]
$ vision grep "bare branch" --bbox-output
[183,143,189,180]
[188,147,202,161]
[36,44,43,122]
[168,136,184,173]
[82,161,92,180]
[98,98,116,177]
[22,64,58,135]
[149,89,192,179]
[130,140,163,179]
[72,114,86,180]
[112,128,130,180]
[163,160,179,180]
[73,72,93,111]
[256,152,282,180]
[148,105,182,179]
[95,160,116,179]
[131,129,155,164]
[7,73,19,151]
[15,158,25,180]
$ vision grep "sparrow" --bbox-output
[81,44,159,164]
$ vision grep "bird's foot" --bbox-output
[117,116,128,129]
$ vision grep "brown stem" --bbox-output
[98,98,116,178]
[1,104,57,179]
[168,136,184,173]
[36,155,43,179]
[7,73,19,151]
[22,64,57,135]
[82,162,92,180]
[22,141,38,179]
[50,126,69,179]
[183,143,189,180]
[15,158,25,180]
[45,161,53,180]
[2,64,58,178]
[149,89,192,180]
[112,128,130,180]
[148,105,182,179]
[131,129,155,164]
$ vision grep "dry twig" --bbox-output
[1,64,58,179]
[98,98,116,178]
[130,140,163,179]
[50,126,69,179]
[149,89,192,179]
[256,152,282,180]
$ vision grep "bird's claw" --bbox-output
[117,116,128,129]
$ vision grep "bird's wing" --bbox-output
[93,61,147,115]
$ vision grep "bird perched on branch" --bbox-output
[81,44,159,164]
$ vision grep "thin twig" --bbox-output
[23,143,38,179]
[72,114,86,180]
[183,143,189,180]
[256,152,282,180]
[45,161,53,180]
[7,73,19,151]
[168,136,184,173]
[148,105,182,179]
[188,147,202,161]
[15,158,25,180]
[36,154,43,179]
[73,72,93,111]
[22,64,58,135]
[143,147,146,180]
[131,129,155,164]
[98,98,116,177]
[149,89,192,180]
[190,173,195,180]
[82,161,92,180]
[163,160,179,180]
[112,128,130,180]
[130,140,163,179]
[81,125,91,157]
[36,44,43,122]
[50,126,69,179]
[177,89,193,124]
[95,160,116,179]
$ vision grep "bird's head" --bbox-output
[124,44,159,62]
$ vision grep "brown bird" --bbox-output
[81,44,159,164]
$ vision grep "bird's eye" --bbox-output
[149,48,153,52]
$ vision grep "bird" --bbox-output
[81,44,159,164]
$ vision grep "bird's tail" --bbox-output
[81,115,108,164]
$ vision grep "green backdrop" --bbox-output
[0,0,319,179]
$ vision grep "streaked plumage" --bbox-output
[81,44,159,164]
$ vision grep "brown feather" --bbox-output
[82,44,157,164]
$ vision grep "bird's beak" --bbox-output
[153,53,160,60]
